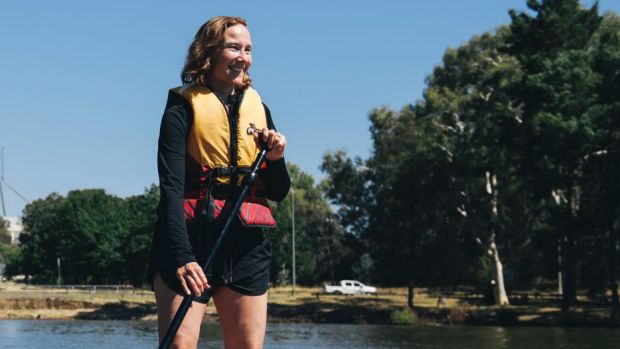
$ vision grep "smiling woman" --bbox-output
[148,16,291,349]
[181,16,253,91]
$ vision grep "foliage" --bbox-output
[12,168,350,288]
[120,185,159,287]
[268,163,362,286]
[320,0,620,308]
[390,308,417,325]
[505,0,616,309]
[15,187,158,285]
[0,243,22,278]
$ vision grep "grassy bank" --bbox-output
[0,281,158,320]
[0,281,617,326]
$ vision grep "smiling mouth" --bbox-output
[229,66,244,74]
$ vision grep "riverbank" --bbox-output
[0,281,617,327]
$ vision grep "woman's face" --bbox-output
[209,24,253,92]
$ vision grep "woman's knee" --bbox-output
[169,331,200,349]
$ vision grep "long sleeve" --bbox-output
[263,103,291,202]
[156,92,196,268]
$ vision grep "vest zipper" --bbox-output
[212,90,245,287]
[213,90,246,186]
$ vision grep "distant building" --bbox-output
[2,216,23,244]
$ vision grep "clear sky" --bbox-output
[1,0,617,217]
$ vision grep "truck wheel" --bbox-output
[334,291,342,295]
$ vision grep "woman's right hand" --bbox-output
[176,262,210,296]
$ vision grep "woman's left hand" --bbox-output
[257,129,286,162]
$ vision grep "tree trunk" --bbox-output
[609,224,618,322]
[557,241,563,298]
[561,184,579,310]
[490,239,510,306]
[326,241,336,285]
[486,172,509,306]
[561,237,577,310]
[559,227,578,310]
[407,281,415,309]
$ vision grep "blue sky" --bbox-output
[1,0,617,217]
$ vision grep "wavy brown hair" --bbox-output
[181,16,252,89]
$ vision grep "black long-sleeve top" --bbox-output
[153,90,291,271]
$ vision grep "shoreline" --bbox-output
[1,297,617,328]
[1,283,618,327]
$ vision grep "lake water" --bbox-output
[0,320,619,348]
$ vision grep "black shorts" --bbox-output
[159,227,272,304]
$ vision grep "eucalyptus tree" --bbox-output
[322,105,474,307]
[421,27,528,305]
[320,31,524,306]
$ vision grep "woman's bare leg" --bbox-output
[213,287,268,349]
[154,272,207,349]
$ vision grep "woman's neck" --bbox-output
[210,84,235,98]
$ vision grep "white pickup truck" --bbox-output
[323,280,377,295]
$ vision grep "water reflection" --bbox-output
[0,320,618,348]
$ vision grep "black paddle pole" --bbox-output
[158,130,269,349]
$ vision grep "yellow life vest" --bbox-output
[170,84,269,185]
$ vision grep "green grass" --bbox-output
[1,281,617,326]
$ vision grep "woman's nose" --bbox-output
[237,51,249,61]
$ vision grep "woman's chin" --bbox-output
[226,72,245,84]
[232,79,246,88]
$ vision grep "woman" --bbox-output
[149,16,290,349]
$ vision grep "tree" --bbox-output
[322,105,478,307]
[13,170,350,288]
[20,190,129,284]
[321,29,528,306]
[120,185,159,287]
[507,0,607,309]
[0,243,22,279]
[579,11,620,319]
[320,150,371,235]
[19,193,67,283]
[422,27,527,306]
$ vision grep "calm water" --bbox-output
[0,320,619,348]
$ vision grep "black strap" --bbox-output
[210,166,251,178]
[200,166,253,223]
